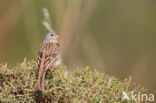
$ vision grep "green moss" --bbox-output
[0,59,144,103]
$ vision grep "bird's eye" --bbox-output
[51,34,53,36]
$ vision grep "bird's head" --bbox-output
[44,32,60,43]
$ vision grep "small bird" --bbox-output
[36,32,60,91]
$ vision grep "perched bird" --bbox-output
[36,32,60,91]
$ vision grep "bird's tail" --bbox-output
[35,71,45,91]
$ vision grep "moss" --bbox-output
[0,59,144,103]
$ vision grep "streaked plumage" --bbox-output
[36,32,60,91]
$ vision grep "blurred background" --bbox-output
[0,0,156,94]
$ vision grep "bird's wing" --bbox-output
[37,43,59,72]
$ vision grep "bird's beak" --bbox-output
[56,34,60,38]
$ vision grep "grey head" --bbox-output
[43,32,60,43]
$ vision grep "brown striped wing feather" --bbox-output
[37,42,59,72]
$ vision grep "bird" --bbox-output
[35,32,60,91]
